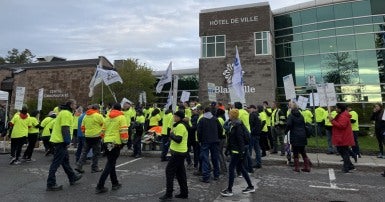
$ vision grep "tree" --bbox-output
[0,48,35,64]
[92,59,156,105]
[322,52,359,84]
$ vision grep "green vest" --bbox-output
[170,122,188,153]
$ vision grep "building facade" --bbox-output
[199,0,385,106]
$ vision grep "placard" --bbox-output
[37,88,44,111]
[15,87,25,110]
[297,96,309,110]
[283,74,296,100]
[309,93,320,107]
[207,83,217,102]
[180,91,190,103]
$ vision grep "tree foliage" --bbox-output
[322,52,359,84]
[0,48,35,64]
[92,59,156,105]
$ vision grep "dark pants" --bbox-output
[75,136,85,162]
[71,129,78,146]
[260,132,270,156]
[250,135,262,166]
[218,139,227,172]
[375,131,384,155]
[126,126,133,149]
[161,135,170,160]
[193,141,201,170]
[337,146,354,172]
[133,129,143,156]
[273,126,285,154]
[292,146,308,159]
[47,143,76,187]
[23,133,38,159]
[41,136,54,154]
[97,144,121,188]
[77,137,101,170]
[227,153,252,191]
[11,137,26,160]
[352,131,360,156]
[267,126,274,149]
[200,142,220,181]
[165,153,188,196]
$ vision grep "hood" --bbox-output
[86,109,99,115]
[291,108,302,117]
[203,112,213,119]
[19,113,28,119]
[231,119,242,126]
[339,110,351,119]
[109,109,123,118]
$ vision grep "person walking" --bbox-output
[9,106,29,165]
[197,107,222,183]
[348,106,361,161]
[159,111,189,200]
[286,101,311,172]
[271,101,286,156]
[325,107,337,154]
[131,110,144,158]
[76,104,104,173]
[95,103,128,194]
[160,108,173,161]
[40,111,56,156]
[75,107,85,162]
[221,109,255,197]
[371,103,385,158]
[46,99,82,191]
[329,103,355,173]
[22,110,40,161]
[248,105,262,168]
[258,105,269,157]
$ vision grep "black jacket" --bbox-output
[286,108,307,146]
[249,111,261,136]
[371,110,385,135]
[197,112,222,143]
[227,120,245,154]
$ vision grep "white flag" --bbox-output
[101,69,123,86]
[231,46,245,103]
[165,88,173,110]
[88,66,104,97]
[156,62,172,94]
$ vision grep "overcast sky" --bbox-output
[0,0,309,70]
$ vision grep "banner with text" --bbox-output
[15,87,25,110]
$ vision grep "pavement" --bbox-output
[1,140,385,169]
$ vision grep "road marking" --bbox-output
[309,168,358,191]
[116,158,142,168]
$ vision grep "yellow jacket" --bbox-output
[102,110,128,144]
[81,109,104,138]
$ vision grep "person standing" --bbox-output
[234,102,253,173]
[271,101,286,156]
[348,106,361,159]
[76,104,104,173]
[9,106,29,165]
[23,110,40,161]
[132,110,144,158]
[40,111,56,156]
[286,101,311,172]
[263,101,274,152]
[221,109,255,197]
[122,102,134,150]
[46,99,82,191]
[248,105,262,168]
[315,106,326,136]
[371,103,385,158]
[75,107,85,162]
[216,107,227,173]
[197,107,222,183]
[258,105,269,157]
[160,108,173,161]
[325,107,337,154]
[159,111,189,200]
[95,103,128,193]
[329,103,355,173]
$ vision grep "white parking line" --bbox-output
[116,158,142,168]
[309,168,359,191]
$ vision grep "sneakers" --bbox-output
[95,187,108,194]
[46,184,63,191]
[70,174,82,185]
[14,160,21,165]
[91,168,103,173]
[242,186,255,193]
[112,183,122,191]
[9,157,16,165]
[220,189,233,197]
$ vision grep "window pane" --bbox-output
[216,43,225,56]
[293,34,302,41]
[354,25,373,33]
[262,40,268,54]
[319,29,335,37]
[318,21,335,30]
[319,37,337,53]
[335,19,353,27]
[202,44,207,57]
[302,24,317,32]
[263,32,268,39]
[207,44,215,57]
[336,27,354,35]
[317,5,335,22]
[371,0,385,15]
[207,36,215,43]
[301,9,317,24]
[304,55,321,81]
[256,40,262,55]
[293,56,305,85]
[216,36,224,42]
[357,50,379,84]
[290,12,302,26]
[302,31,318,40]
[372,15,385,23]
[255,32,261,39]
[354,17,373,25]
[375,33,385,48]
[303,40,319,55]
[334,2,352,19]
[276,44,284,58]
[352,0,371,17]
[337,35,356,51]
[356,34,374,50]
[202,37,207,43]
[291,41,303,56]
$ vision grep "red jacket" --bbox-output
[331,110,355,146]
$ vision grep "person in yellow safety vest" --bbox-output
[216,108,227,173]
[234,102,250,132]
[46,99,82,191]
[9,106,29,165]
[76,104,105,173]
[72,106,82,148]
[183,101,192,120]
[271,101,287,156]
[132,109,145,158]
[122,102,134,149]
[302,107,314,137]
[149,108,162,128]
[40,111,56,156]
[95,103,128,194]
[315,106,326,136]
[347,106,361,160]
[161,107,174,162]
[22,110,40,161]
[258,105,269,157]
[263,101,274,153]
[325,107,337,154]
[159,110,189,200]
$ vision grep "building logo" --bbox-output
[222,63,234,84]
[216,63,255,94]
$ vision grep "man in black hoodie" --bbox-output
[197,107,223,183]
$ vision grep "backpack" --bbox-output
[240,122,250,145]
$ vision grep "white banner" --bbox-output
[317,83,337,107]
[297,96,309,110]
[309,93,320,107]
[15,87,25,110]
[0,90,8,101]
[37,88,44,111]
[207,83,217,102]
[138,92,143,105]
[142,91,147,104]
[156,62,172,93]
[283,74,296,100]
[231,46,246,103]
[180,91,190,103]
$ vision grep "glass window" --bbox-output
[293,56,305,86]
[319,29,336,37]
[201,35,226,58]
[276,44,284,58]
[336,27,354,35]
[354,17,373,25]
[301,9,317,24]
[317,5,335,22]
[334,2,353,19]
[302,31,318,40]
[372,15,385,23]
[335,19,353,27]
[290,12,302,27]
[304,55,322,81]
[302,24,317,32]
[357,50,380,84]
[318,21,335,30]
[354,25,374,33]
[352,0,371,17]
[356,34,375,50]
[371,0,385,15]
[255,31,271,55]
[321,52,359,84]
[375,33,385,48]
[319,37,337,53]
[293,27,302,34]
[291,41,303,56]
[303,39,319,55]
[293,33,303,41]
[337,35,356,51]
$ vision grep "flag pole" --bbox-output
[106,85,117,103]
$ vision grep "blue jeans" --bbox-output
[200,142,220,181]
[47,143,76,187]
[326,129,334,153]
[250,136,262,166]
[227,153,252,191]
